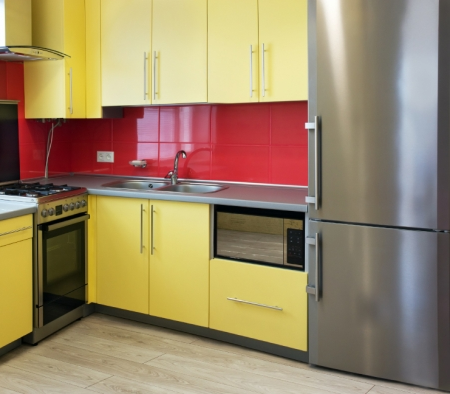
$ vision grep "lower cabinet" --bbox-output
[150,201,210,327]
[0,215,33,348]
[210,258,308,351]
[96,197,150,314]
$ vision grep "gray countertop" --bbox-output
[0,201,37,221]
[36,174,309,212]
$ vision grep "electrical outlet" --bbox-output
[97,151,114,163]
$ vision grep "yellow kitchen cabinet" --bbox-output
[96,197,150,314]
[24,0,86,118]
[210,258,308,351]
[150,201,210,327]
[0,215,33,349]
[152,0,207,104]
[208,0,307,103]
[101,0,152,106]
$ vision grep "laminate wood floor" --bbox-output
[0,313,445,394]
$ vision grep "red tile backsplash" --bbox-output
[1,62,308,186]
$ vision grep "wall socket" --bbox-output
[97,151,114,163]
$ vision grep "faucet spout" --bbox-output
[167,150,187,185]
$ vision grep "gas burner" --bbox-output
[26,192,40,198]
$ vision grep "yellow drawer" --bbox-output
[0,215,33,247]
[210,258,307,351]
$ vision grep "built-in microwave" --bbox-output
[214,205,305,270]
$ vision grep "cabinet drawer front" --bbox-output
[0,215,33,247]
[210,258,307,351]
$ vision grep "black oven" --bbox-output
[37,213,88,327]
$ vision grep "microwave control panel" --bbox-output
[286,228,304,269]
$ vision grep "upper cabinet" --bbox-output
[152,0,207,104]
[208,0,308,103]
[101,0,152,106]
[24,0,86,118]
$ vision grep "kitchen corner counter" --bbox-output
[35,174,308,212]
[0,201,37,220]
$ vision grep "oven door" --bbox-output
[36,214,89,327]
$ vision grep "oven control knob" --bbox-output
[70,203,75,210]
[41,209,48,217]
[63,204,69,212]
[75,202,81,209]
[48,208,55,216]
[81,200,86,208]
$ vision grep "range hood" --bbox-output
[0,0,68,61]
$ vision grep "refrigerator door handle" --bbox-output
[306,233,320,301]
[305,116,321,210]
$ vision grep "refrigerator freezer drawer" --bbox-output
[307,220,450,391]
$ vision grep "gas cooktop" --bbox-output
[0,182,87,204]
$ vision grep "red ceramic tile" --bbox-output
[70,142,94,173]
[271,145,308,186]
[47,140,72,174]
[19,119,48,144]
[19,142,46,180]
[211,103,270,145]
[211,145,270,183]
[270,101,308,146]
[113,142,159,176]
[0,62,7,98]
[69,118,113,142]
[160,105,211,143]
[113,106,159,142]
[158,143,211,180]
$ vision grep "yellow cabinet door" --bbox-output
[152,0,207,104]
[258,0,308,101]
[0,215,33,348]
[24,0,86,118]
[210,258,308,351]
[150,201,210,327]
[208,0,259,103]
[96,197,150,314]
[101,0,152,106]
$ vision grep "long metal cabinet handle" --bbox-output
[305,233,320,302]
[151,204,154,255]
[143,52,148,100]
[261,43,265,97]
[305,116,320,210]
[227,297,282,311]
[69,67,73,114]
[249,45,253,97]
[0,226,32,237]
[140,204,144,254]
[153,51,157,100]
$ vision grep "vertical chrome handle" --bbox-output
[305,116,320,210]
[68,67,73,114]
[143,52,148,100]
[306,233,320,302]
[140,204,144,254]
[153,51,157,100]
[261,43,265,97]
[151,204,154,255]
[249,45,253,98]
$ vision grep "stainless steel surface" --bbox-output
[305,117,320,210]
[140,204,144,254]
[129,160,147,168]
[68,67,73,114]
[308,220,450,390]
[144,52,148,100]
[102,180,170,190]
[166,150,187,185]
[0,225,32,237]
[309,0,450,230]
[249,45,253,97]
[305,235,318,298]
[261,43,265,97]
[157,182,227,194]
[0,46,67,61]
[226,297,283,311]
[151,204,154,255]
[46,214,89,231]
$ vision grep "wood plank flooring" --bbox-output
[0,313,445,394]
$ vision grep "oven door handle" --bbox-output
[41,214,90,232]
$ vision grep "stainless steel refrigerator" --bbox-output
[306,0,450,390]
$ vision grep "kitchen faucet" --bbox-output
[165,150,187,185]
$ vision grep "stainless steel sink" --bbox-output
[157,183,228,194]
[102,180,170,190]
